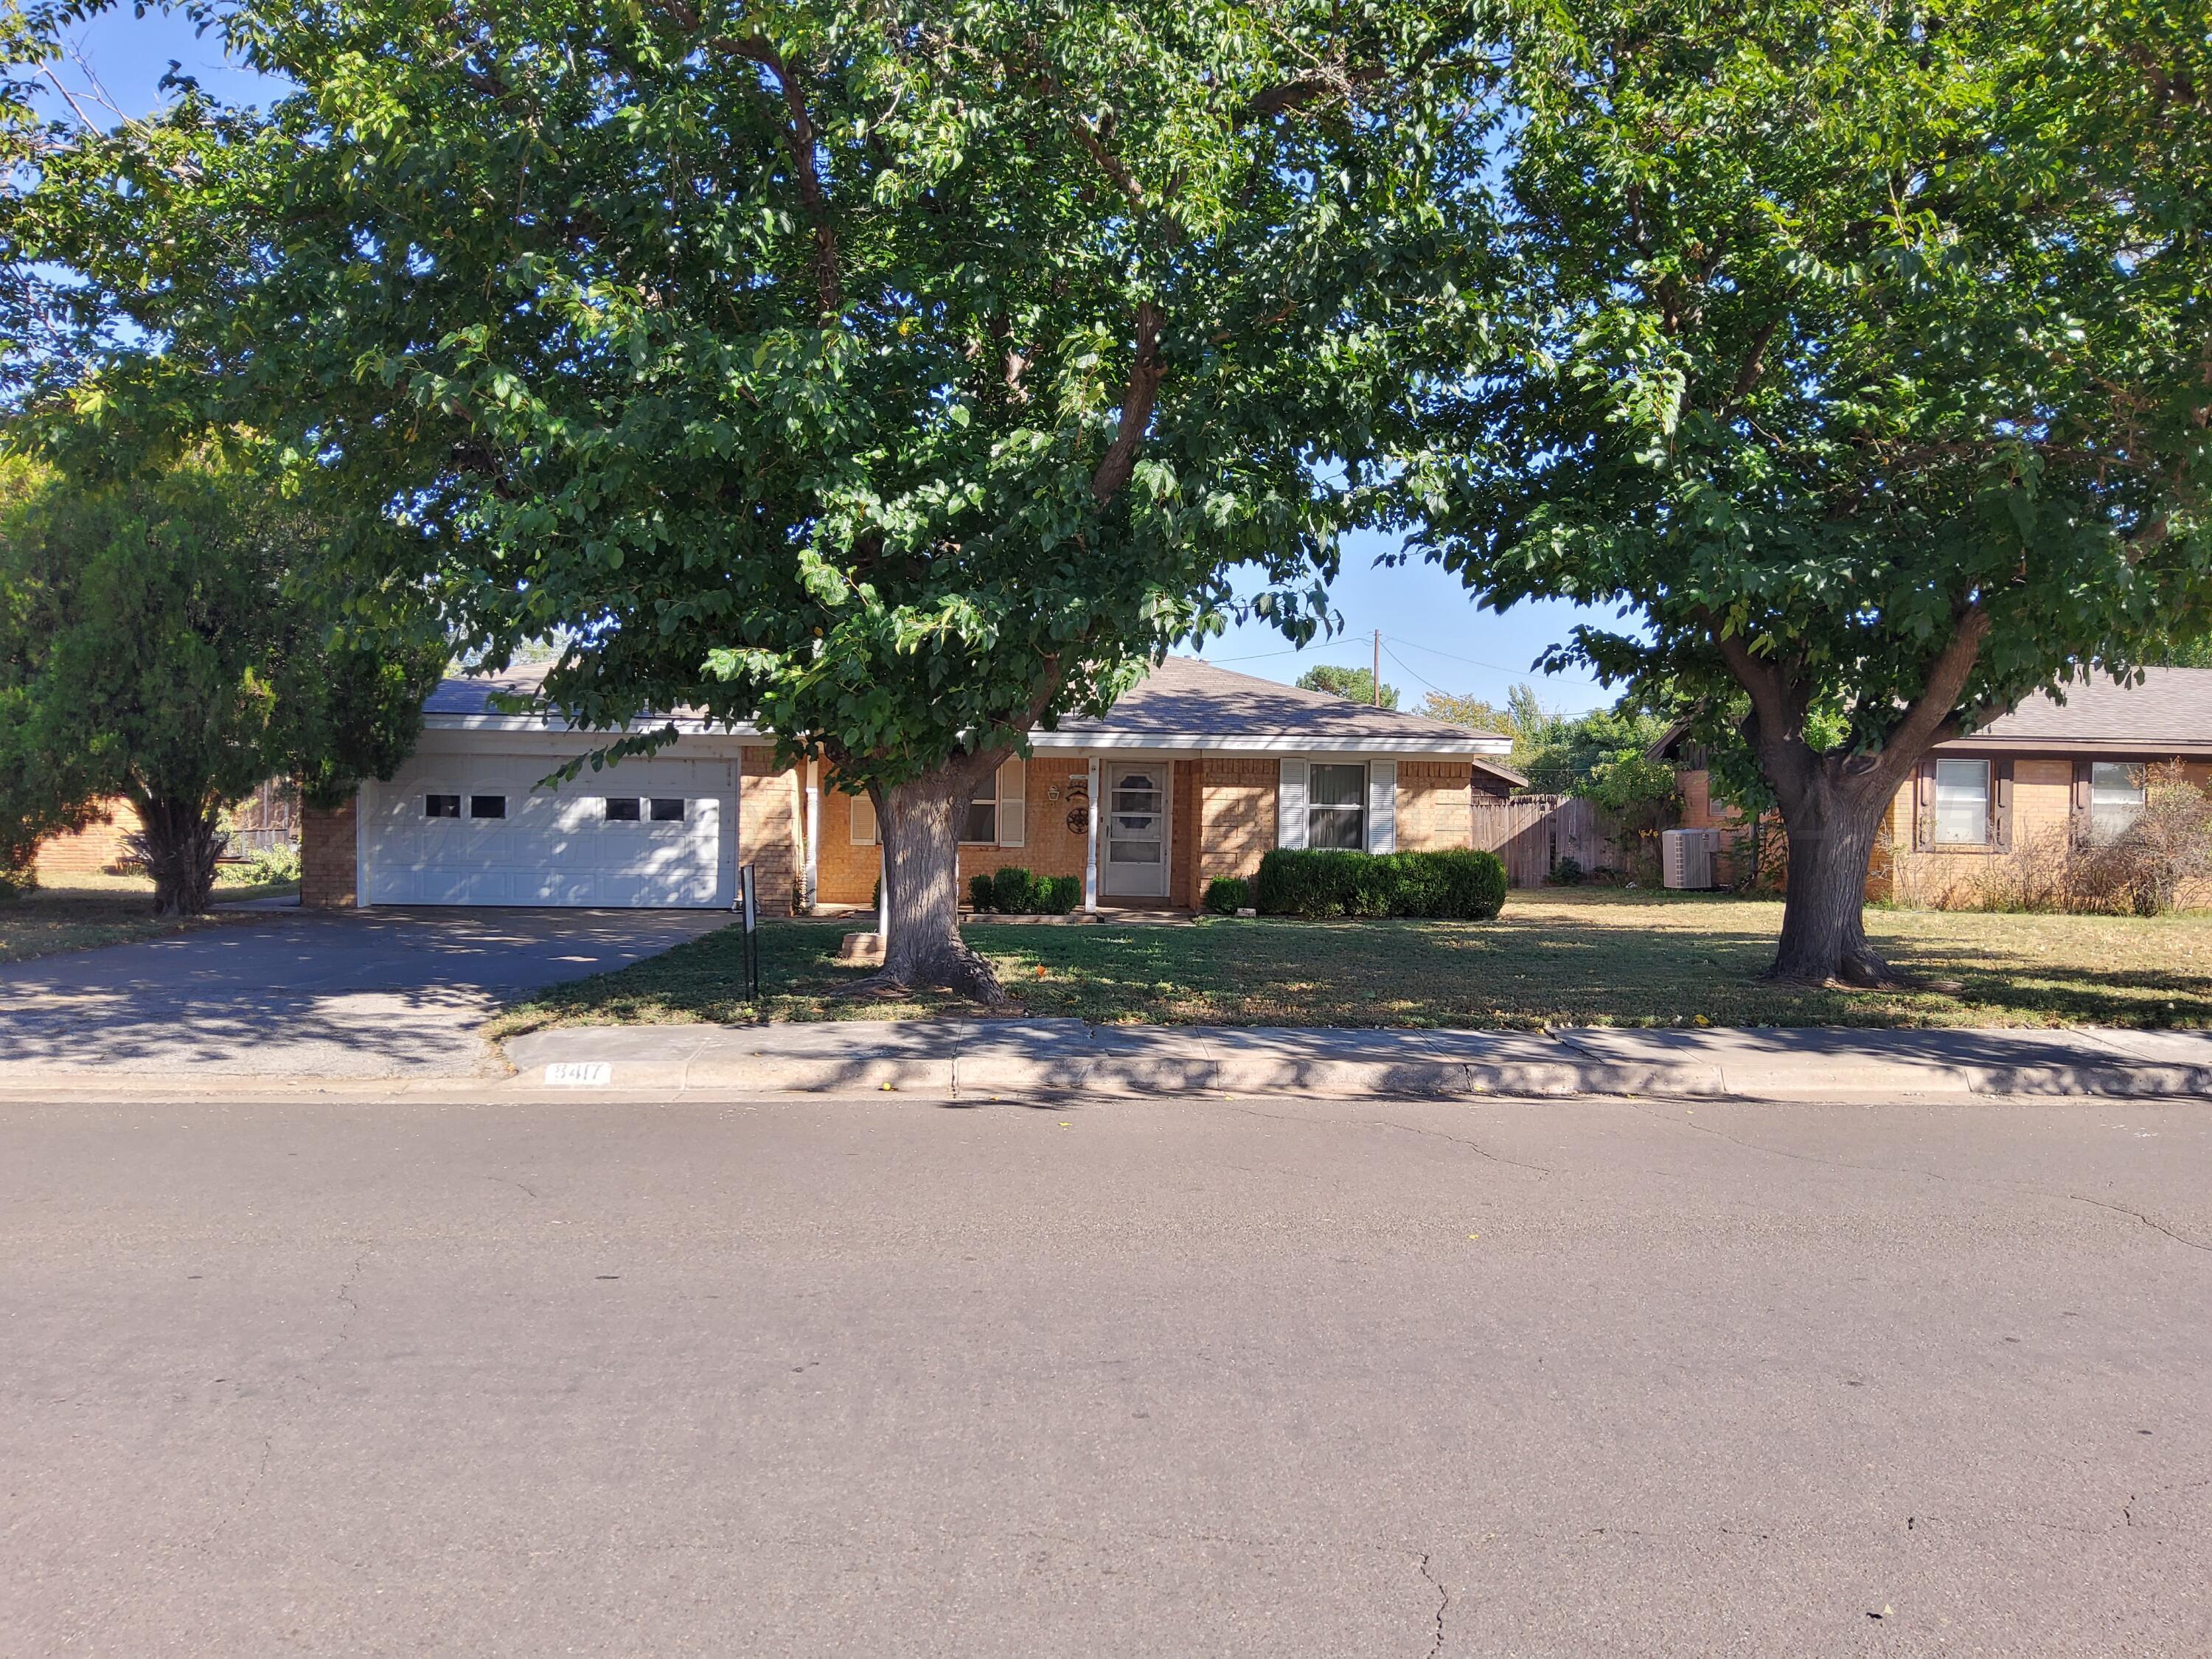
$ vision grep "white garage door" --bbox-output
[364,751,734,908]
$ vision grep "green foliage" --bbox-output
[1203,874,1252,914]
[0,452,442,908]
[1253,847,1506,920]
[1404,0,2212,956]
[1418,686,1538,739]
[7,1,1499,815]
[1295,665,1398,710]
[990,866,1034,917]
[239,842,302,886]
[971,866,1079,914]
[1551,857,1585,887]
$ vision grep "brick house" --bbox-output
[301,657,1520,914]
[1666,668,2212,901]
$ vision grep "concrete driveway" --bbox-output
[0,907,731,1079]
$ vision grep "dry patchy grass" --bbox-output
[492,888,2212,1035]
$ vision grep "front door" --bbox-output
[1102,764,1169,899]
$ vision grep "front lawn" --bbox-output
[0,872,299,964]
[491,889,2212,1034]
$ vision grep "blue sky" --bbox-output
[41,5,1621,715]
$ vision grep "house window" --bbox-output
[423,793,461,819]
[1307,762,1368,849]
[2090,762,2146,843]
[962,781,998,845]
[850,792,877,845]
[604,797,641,822]
[650,797,686,822]
[1932,759,1990,846]
[470,796,506,820]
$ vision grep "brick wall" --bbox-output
[31,799,136,881]
[1172,759,1202,908]
[301,796,358,908]
[740,751,802,917]
[813,757,1093,908]
[1196,757,1278,887]
[1397,761,1475,852]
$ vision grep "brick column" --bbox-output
[740,751,801,917]
[301,794,358,908]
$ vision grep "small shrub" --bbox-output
[0,863,35,901]
[990,865,1034,914]
[1033,874,1081,914]
[1203,875,1251,915]
[1551,855,1585,886]
[245,842,301,886]
[968,872,996,911]
[1253,846,1506,920]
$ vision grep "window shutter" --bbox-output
[1366,759,1397,853]
[1277,759,1308,849]
[1992,758,2014,853]
[1913,761,1935,852]
[850,791,877,845]
[2070,760,2092,846]
[996,757,1025,848]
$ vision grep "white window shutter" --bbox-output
[997,757,1026,847]
[1367,759,1397,853]
[1278,759,1308,849]
[850,791,877,845]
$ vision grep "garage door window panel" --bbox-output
[470,795,506,820]
[605,797,642,822]
[424,793,462,819]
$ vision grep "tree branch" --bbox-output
[1878,606,1992,774]
[1240,64,1386,123]
[1090,300,1165,505]
[709,33,840,318]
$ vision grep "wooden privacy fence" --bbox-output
[1470,794,1629,887]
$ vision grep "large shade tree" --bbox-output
[0,453,443,914]
[7,1,1500,998]
[1406,0,2212,983]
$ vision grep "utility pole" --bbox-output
[1372,628,1382,707]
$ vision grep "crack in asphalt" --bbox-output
[1628,1102,2212,1253]
[1415,1551,1448,1658]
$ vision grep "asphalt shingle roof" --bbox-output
[1958,667,2212,751]
[424,654,1512,755]
[1047,656,1512,746]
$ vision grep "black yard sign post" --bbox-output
[738,861,761,1001]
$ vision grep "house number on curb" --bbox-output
[544,1062,613,1087]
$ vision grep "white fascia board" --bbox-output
[421,714,763,738]
[1933,737,2212,757]
[1026,729,1512,757]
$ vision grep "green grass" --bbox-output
[491,888,2212,1035]
[0,872,299,964]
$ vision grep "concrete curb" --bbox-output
[495,1022,2212,1102]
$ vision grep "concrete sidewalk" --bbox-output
[502,1018,2212,1101]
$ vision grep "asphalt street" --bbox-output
[4,1088,2207,1657]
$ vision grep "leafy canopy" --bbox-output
[8,0,1502,789]
[1405,0,2212,775]
[1295,663,1399,709]
[0,450,443,832]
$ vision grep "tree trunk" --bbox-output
[127,794,226,918]
[846,755,1012,1006]
[1767,779,1893,985]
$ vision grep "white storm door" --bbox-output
[1101,763,1169,898]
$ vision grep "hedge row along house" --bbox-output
[299,658,1523,914]
[1669,669,2212,902]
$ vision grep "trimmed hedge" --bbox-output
[969,867,1082,915]
[1253,847,1506,921]
[1203,875,1251,915]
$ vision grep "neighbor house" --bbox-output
[1669,667,2212,901]
[300,657,1522,914]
